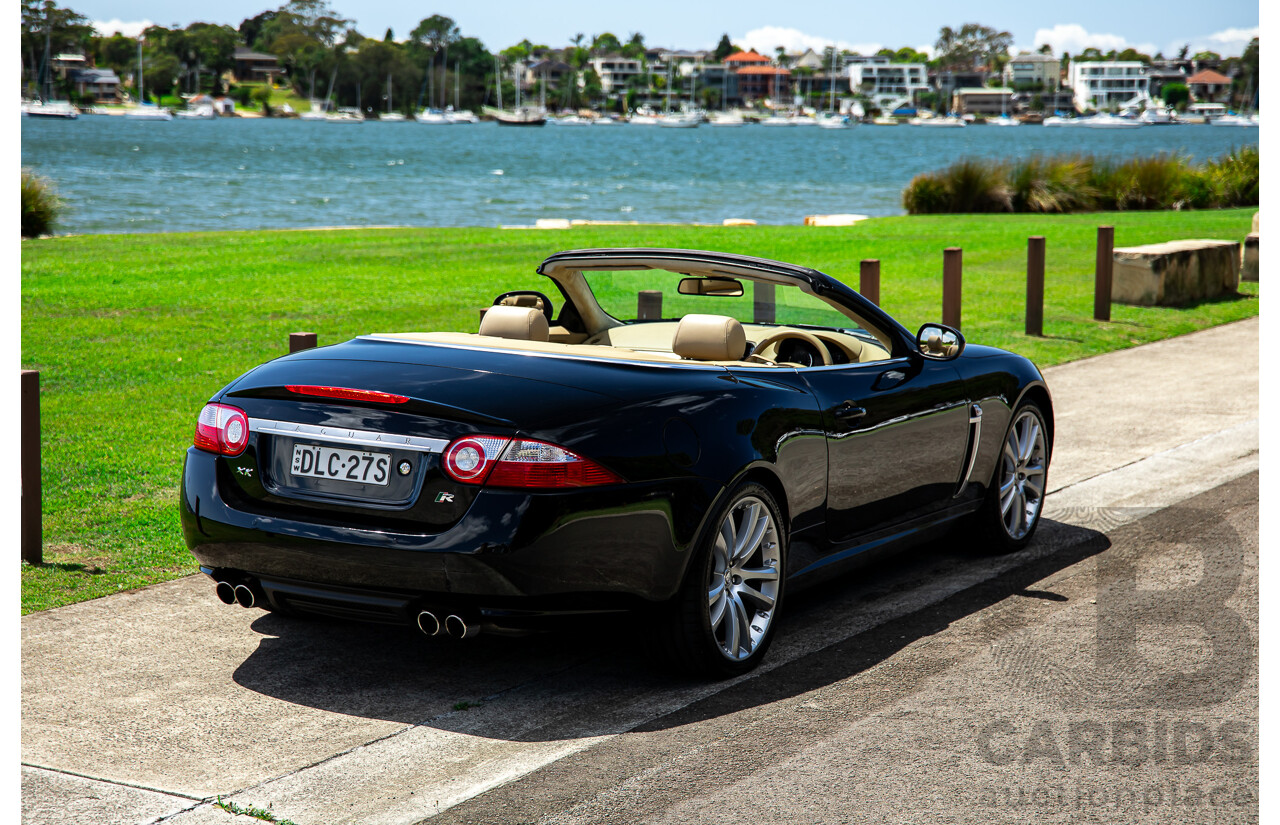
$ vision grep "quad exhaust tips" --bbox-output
[215,580,258,609]
[444,614,480,640]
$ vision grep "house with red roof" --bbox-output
[723,50,771,71]
[736,65,792,101]
[1186,69,1232,103]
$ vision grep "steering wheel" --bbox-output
[493,290,555,326]
[749,329,833,366]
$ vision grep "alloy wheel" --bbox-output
[707,496,781,660]
[999,409,1047,540]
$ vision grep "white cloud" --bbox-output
[92,19,154,38]
[1184,25,1259,56]
[1027,23,1157,57]
[735,26,882,56]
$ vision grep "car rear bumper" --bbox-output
[182,448,721,606]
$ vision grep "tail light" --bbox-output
[194,403,250,456]
[286,385,409,404]
[442,436,623,488]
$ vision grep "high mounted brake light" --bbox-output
[194,403,250,456]
[286,385,409,404]
[442,436,623,489]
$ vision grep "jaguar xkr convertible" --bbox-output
[182,248,1052,675]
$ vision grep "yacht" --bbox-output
[1211,113,1257,127]
[299,101,328,121]
[759,115,795,127]
[871,115,899,125]
[1043,115,1083,127]
[125,103,173,121]
[380,112,407,122]
[989,115,1020,127]
[447,109,479,124]
[549,114,591,126]
[709,111,746,127]
[629,113,661,125]
[912,115,965,127]
[1138,107,1176,125]
[176,103,216,119]
[24,100,79,119]
[325,108,364,123]
[415,108,452,125]
[818,114,852,129]
[1081,113,1143,129]
[659,112,700,128]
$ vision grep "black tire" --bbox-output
[969,401,1050,554]
[652,482,787,677]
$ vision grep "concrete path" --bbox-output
[21,317,1258,825]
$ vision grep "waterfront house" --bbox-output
[71,67,121,102]
[1067,60,1148,111]
[788,49,827,71]
[1186,69,1232,103]
[736,65,792,102]
[589,55,644,101]
[952,87,1015,115]
[523,59,573,91]
[1003,52,1060,91]
[848,60,929,113]
[723,50,771,71]
[233,46,281,84]
[1146,64,1188,99]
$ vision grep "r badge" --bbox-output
[435,492,455,503]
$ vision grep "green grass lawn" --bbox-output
[20,210,1258,612]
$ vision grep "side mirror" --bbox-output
[916,323,965,360]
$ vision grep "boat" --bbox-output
[1138,107,1176,125]
[415,108,452,125]
[483,105,546,126]
[759,115,795,127]
[175,103,216,119]
[1043,115,1084,127]
[1081,113,1143,129]
[442,66,476,123]
[658,112,699,128]
[549,114,591,126]
[591,116,621,125]
[24,100,78,119]
[1211,113,1257,127]
[911,115,965,127]
[629,113,661,125]
[989,115,1020,127]
[818,114,852,129]
[447,109,478,124]
[379,74,407,121]
[790,115,821,126]
[872,115,899,125]
[325,108,364,123]
[709,111,746,127]
[125,103,173,120]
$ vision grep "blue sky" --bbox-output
[83,0,1261,57]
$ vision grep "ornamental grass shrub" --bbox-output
[21,168,61,237]
[902,148,1259,214]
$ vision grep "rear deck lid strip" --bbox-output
[248,418,449,454]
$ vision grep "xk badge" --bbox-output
[435,492,455,503]
[236,467,254,477]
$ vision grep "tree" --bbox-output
[1237,37,1258,109]
[1192,50,1221,62]
[1177,44,1190,60]
[591,32,621,55]
[22,0,94,94]
[239,10,277,50]
[1161,82,1189,110]
[259,0,352,96]
[712,34,734,62]
[933,23,1012,72]
[621,32,645,59]
[1115,48,1151,64]
[1037,43,1052,55]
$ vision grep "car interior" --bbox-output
[377,271,894,368]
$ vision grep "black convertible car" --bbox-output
[182,248,1052,675]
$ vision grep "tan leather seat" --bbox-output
[500,294,546,312]
[479,305,550,342]
[672,314,746,361]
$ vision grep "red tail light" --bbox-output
[442,436,623,489]
[194,403,250,456]
[286,385,409,404]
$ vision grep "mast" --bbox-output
[829,47,836,113]
[427,54,433,110]
[137,37,143,103]
[455,61,460,110]
[387,73,392,113]
[495,55,502,109]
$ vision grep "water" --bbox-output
[22,117,1259,234]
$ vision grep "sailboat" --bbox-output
[817,47,852,128]
[447,63,478,123]
[125,38,172,120]
[990,87,1019,126]
[381,74,406,121]
[483,57,545,125]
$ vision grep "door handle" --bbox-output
[834,401,867,420]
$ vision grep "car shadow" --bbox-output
[230,516,1109,741]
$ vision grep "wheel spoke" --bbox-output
[708,584,726,629]
[731,592,751,653]
[1000,483,1016,515]
[1004,438,1019,467]
[1021,421,1040,463]
[737,583,775,611]
[719,516,737,566]
[1023,476,1044,498]
[738,565,780,583]
[723,595,741,655]
[733,503,765,562]
[1024,463,1045,477]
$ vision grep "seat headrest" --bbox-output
[500,294,545,311]
[479,305,550,342]
[673,314,746,361]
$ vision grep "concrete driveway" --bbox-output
[22,317,1259,825]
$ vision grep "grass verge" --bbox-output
[21,210,1257,612]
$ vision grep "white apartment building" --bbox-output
[846,61,929,111]
[1067,60,1149,111]
[1003,52,1060,90]
[589,56,645,95]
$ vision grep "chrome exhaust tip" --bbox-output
[444,614,480,639]
[416,611,441,637]
[233,584,257,609]
[215,581,237,605]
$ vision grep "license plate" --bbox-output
[290,444,391,486]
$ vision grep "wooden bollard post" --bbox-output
[859,259,880,306]
[289,332,318,352]
[1026,236,1045,337]
[637,290,663,320]
[753,282,776,323]
[1094,225,1114,322]
[21,370,41,565]
[942,247,962,330]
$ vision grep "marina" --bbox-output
[21,115,1258,234]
